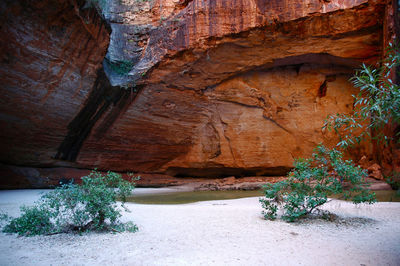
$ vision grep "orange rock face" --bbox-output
[120,0,384,88]
[0,0,109,166]
[0,0,393,187]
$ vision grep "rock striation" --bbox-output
[0,0,397,188]
[0,0,109,166]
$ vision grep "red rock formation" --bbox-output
[379,0,400,176]
[0,0,394,188]
[0,0,109,167]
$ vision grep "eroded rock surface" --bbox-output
[0,0,394,187]
[0,0,110,166]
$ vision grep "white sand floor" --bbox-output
[0,189,399,266]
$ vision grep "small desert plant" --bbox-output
[104,58,134,76]
[260,145,376,222]
[385,171,400,190]
[3,206,54,236]
[2,171,138,236]
[84,0,108,14]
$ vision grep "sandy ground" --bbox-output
[0,189,399,266]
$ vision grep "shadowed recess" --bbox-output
[166,166,291,178]
[55,68,140,161]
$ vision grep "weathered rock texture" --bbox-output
[0,0,110,166]
[380,0,400,176]
[0,0,395,188]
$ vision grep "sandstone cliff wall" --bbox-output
[0,0,395,187]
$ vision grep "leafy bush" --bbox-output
[385,171,400,190]
[261,44,398,222]
[104,58,134,76]
[3,206,54,236]
[260,145,376,222]
[2,171,138,236]
[324,43,400,148]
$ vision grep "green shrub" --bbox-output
[84,0,108,14]
[385,171,400,190]
[3,206,54,236]
[261,43,398,222]
[104,58,134,76]
[324,43,400,148]
[260,145,376,222]
[113,221,138,233]
[2,171,138,236]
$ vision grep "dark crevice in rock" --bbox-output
[55,68,140,161]
[262,115,292,134]
[165,166,291,178]
[177,0,194,8]
[328,24,382,41]
[318,74,337,98]
[215,99,260,109]
[318,80,328,98]
[93,85,143,139]
[214,104,237,164]
[202,53,359,94]
[203,121,221,160]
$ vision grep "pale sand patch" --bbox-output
[0,189,399,266]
